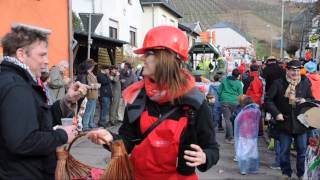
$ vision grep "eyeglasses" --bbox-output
[142,49,182,61]
[143,50,155,58]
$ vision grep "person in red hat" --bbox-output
[87,26,219,180]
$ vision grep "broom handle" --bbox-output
[66,130,114,152]
[67,132,87,152]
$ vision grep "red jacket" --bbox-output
[246,72,263,105]
[307,73,320,100]
[238,63,246,74]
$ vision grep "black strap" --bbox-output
[133,106,179,144]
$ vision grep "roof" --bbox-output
[180,21,203,32]
[181,22,198,31]
[209,22,252,42]
[140,0,183,18]
[178,23,199,37]
[74,31,127,48]
[189,42,220,58]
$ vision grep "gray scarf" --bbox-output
[2,56,37,82]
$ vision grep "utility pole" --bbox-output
[280,0,284,59]
[267,24,273,56]
[68,0,73,78]
[87,14,92,59]
[270,27,273,56]
[299,14,306,58]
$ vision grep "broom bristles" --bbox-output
[67,155,92,179]
[55,134,92,180]
[102,140,134,180]
[56,137,133,180]
[55,146,70,180]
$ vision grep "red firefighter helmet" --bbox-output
[134,26,189,61]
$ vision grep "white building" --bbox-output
[207,22,252,49]
[72,0,144,56]
[140,0,183,39]
[178,22,202,48]
[72,0,184,59]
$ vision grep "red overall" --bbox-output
[130,111,198,180]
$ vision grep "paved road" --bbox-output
[70,124,297,179]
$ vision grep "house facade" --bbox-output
[0,0,70,68]
[140,0,182,39]
[207,22,252,49]
[207,22,254,64]
[72,0,144,58]
[72,0,184,60]
[178,22,202,49]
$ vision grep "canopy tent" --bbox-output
[188,42,220,70]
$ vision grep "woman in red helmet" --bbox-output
[87,26,219,180]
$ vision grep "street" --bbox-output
[70,124,297,180]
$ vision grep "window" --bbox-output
[129,27,137,47]
[170,19,175,26]
[161,15,167,25]
[109,27,118,39]
[109,19,118,39]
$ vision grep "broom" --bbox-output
[55,133,92,180]
[101,140,134,180]
[56,133,134,180]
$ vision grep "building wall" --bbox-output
[181,31,196,49]
[0,0,69,68]
[73,1,181,57]
[72,0,144,52]
[194,23,202,33]
[141,5,179,41]
[208,28,251,48]
[154,6,178,27]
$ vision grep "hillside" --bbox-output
[171,0,303,43]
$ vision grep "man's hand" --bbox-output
[56,125,78,144]
[276,113,284,121]
[64,81,88,103]
[296,98,306,104]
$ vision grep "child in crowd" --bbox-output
[234,95,261,175]
[207,92,217,127]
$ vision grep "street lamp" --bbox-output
[266,24,273,56]
[280,0,285,59]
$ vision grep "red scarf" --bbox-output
[123,70,195,104]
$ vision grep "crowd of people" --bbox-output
[194,53,320,179]
[0,23,319,180]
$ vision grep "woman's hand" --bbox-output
[87,128,113,146]
[184,144,206,167]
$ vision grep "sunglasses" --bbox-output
[143,49,182,60]
[143,50,155,58]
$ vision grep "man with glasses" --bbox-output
[0,24,86,179]
[265,60,314,179]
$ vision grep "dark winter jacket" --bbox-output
[264,76,314,134]
[262,63,285,92]
[97,73,113,98]
[112,87,219,173]
[0,61,71,179]
[120,69,136,91]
